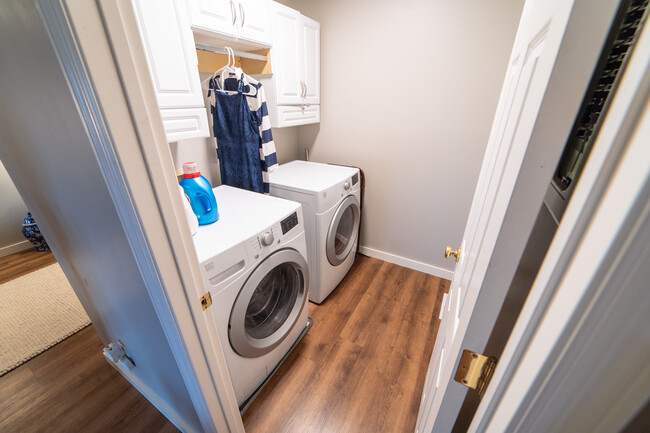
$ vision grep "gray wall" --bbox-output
[282,0,525,275]
[0,2,201,431]
[0,159,30,256]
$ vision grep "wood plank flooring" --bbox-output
[243,254,450,433]
[0,250,178,433]
[0,248,57,285]
[0,251,448,433]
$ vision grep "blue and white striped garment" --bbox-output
[211,73,278,193]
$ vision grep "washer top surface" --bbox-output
[269,161,359,193]
[192,186,301,264]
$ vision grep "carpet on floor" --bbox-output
[0,263,90,376]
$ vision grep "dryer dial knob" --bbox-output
[344,181,351,191]
[260,232,274,247]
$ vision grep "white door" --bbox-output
[415,0,621,431]
[188,0,238,38]
[132,0,205,109]
[271,2,302,105]
[237,0,272,46]
[300,15,320,105]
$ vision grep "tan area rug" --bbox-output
[0,263,90,376]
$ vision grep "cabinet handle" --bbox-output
[230,0,236,26]
[239,3,245,27]
[300,81,305,98]
[303,81,308,98]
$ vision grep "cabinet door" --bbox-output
[132,0,204,109]
[300,15,319,105]
[188,0,238,38]
[237,0,272,46]
[271,3,302,105]
[160,108,210,142]
[274,105,320,127]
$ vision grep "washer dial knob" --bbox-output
[260,231,274,247]
[344,180,351,191]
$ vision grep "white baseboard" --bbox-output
[103,355,198,433]
[0,240,32,258]
[358,246,454,281]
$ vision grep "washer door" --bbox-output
[326,194,361,266]
[229,248,309,358]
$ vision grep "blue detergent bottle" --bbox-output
[179,162,219,225]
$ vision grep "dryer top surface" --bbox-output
[192,186,300,263]
[269,161,359,193]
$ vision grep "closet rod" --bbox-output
[195,43,267,61]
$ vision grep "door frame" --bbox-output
[470,15,650,432]
[44,0,245,432]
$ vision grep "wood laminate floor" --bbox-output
[1,251,448,433]
[243,254,450,433]
[0,249,178,433]
[0,248,57,285]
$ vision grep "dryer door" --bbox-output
[326,194,361,266]
[229,248,309,358]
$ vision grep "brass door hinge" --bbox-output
[454,350,497,396]
[200,292,212,310]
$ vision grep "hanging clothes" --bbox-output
[210,72,278,193]
[210,76,264,193]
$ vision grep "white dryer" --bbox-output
[269,161,361,303]
[192,186,311,410]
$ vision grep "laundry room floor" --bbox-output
[243,254,450,433]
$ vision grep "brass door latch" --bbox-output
[200,292,212,310]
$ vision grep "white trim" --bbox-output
[358,245,454,280]
[39,1,236,432]
[104,355,196,433]
[0,240,32,257]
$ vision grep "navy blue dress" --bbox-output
[210,76,264,194]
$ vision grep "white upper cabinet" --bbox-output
[188,0,272,46]
[132,0,205,109]
[187,0,237,38]
[132,0,209,142]
[237,0,272,45]
[272,4,302,105]
[300,15,320,105]
[263,1,320,127]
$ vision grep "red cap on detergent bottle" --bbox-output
[183,162,201,179]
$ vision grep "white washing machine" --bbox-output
[269,161,361,304]
[192,186,311,410]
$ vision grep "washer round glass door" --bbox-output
[326,194,361,266]
[229,248,309,358]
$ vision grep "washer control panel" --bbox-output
[260,231,274,246]
[281,211,299,235]
[248,210,302,261]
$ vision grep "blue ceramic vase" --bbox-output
[22,212,50,252]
